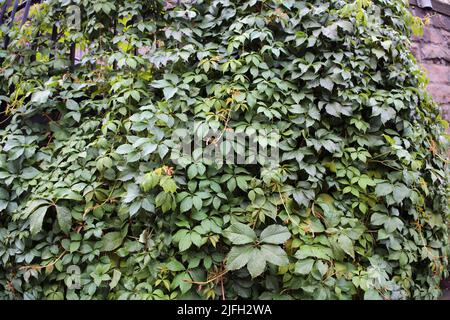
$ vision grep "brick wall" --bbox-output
[410,1,450,126]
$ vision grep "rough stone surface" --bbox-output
[411,5,450,131]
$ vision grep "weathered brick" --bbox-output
[421,63,450,83]
[442,29,450,41]
[427,84,450,104]
[421,44,450,62]
[441,104,450,118]
[430,13,450,30]
[422,26,446,43]
[411,6,427,18]
[411,42,422,59]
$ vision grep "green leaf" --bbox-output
[375,183,393,197]
[320,78,334,91]
[172,272,192,294]
[246,248,266,278]
[190,232,202,247]
[260,245,289,266]
[325,102,352,117]
[123,184,140,203]
[364,289,383,300]
[192,196,202,210]
[180,197,193,213]
[109,270,122,289]
[187,165,197,179]
[160,176,177,193]
[29,205,50,235]
[223,223,256,245]
[260,225,291,244]
[370,212,388,226]
[116,144,134,155]
[66,99,79,111]
[226,245,253,271]
[393,184,411,203]
[322,23,338,40]
[179,236,192,252]
[141,172,159,192]
[142,143,157,156]
[163,87,177,100]
[127,58,137,69]
[31,90,51,104]
[20,167,41,180]
[101,232,125,252]
[294,245,333,261]
[25,199,51,217]
[294,259,315,275]
[384,216,404,233]
[236,176,248,191]
[338,234,355,259]
[55,205,72,233]
[167,260,185,272]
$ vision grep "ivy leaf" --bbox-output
[375,183,394,197]
[364,289,383,300]
[338,234,355,259]
[322,23,338,40]
[384,216,404,233]
[223,223,256,245]
[101,232,125,252]
[260,225,291,244]
[370,212,388,226]
[393,184,411,203]
[179,236,192,252]
[325,102,352,117]
[141,173,159,192]
[160,176,177,193]
[192,196,202,210]
[29,205,50,235]
[142,143,157,156]
[20,167,41,180]
[294,245,333,261]
[31,90,51,104]
[163,87,177,100]
[55,205,72,233]
[129,201,141,217]
[246,248,266,278]
[172,272,192,294]
[167,260,185,272]
[294,259,315,275]
[116,144,134,155]
[320,78,334,91]
[123,184,140,203]
[66,99,79,111]
[109,270,122,289]
[24,199,51,217]
[260,245,289,266]
[180,197,193,213]
[236,176,248,191]
[226,245,254,271]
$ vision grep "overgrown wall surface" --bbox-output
[0,0,449,300]
[410,1,450,125]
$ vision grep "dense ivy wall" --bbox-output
[0,0,448,300]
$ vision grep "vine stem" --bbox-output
[277,186,299,227]
[19,251,66,271]
[83,181,118,218]
[184,270,229,285]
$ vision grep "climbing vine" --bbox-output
[0,0,448,300]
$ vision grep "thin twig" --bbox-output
[19,251,66,270]
[184,270,229,285]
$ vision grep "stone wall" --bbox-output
[410,0,450,126]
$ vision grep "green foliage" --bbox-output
[0,0,448,300]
